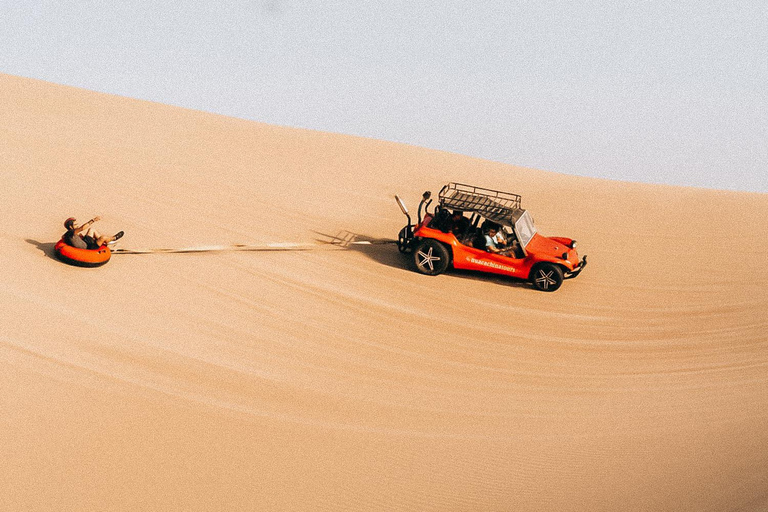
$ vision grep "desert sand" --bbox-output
[1,73,767,511]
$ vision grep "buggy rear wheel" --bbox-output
[413,240,450,275]
[530,263,564,292]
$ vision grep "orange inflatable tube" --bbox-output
[54,239,111,267]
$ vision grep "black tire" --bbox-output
[397,226,413,253]
[413,240,450,275]
[530,263,564,292]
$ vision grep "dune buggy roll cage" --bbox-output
[397,183,528,231]
[437,183,525,228]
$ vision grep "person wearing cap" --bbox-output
[63,217,123,249]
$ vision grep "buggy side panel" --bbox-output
[413,225,536,279]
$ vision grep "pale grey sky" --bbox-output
[2,1,766,192]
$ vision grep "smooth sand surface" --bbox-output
[2,74,767,511]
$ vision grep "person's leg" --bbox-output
[82,226,120,247]
[81,227,103,248]
[96,231,124,246]
[82,226,101,240]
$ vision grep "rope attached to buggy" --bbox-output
[111,235,397,255]
[111,243,319,254]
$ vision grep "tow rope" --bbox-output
[112,243,325,255]
[111,236,396,255]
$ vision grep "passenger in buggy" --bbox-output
[429,207,452,232]
[449,210,470,239]
[484,224,521,257]
[430,208,471,240]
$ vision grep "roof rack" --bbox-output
[438,183,524,227]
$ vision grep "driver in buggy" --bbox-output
[484,223,520,257]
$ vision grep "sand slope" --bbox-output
[2,73,767,511]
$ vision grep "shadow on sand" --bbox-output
[26,239,58,261]
[313,230,531,290]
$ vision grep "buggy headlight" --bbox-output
[562,252,569,260]
[570,240,577,249]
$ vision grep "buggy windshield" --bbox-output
[514,210,537,248]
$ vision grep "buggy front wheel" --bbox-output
[530,263,564,292]
[413,240,450,275]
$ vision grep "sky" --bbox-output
[1,1,766,192]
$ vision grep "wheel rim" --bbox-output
[416,246,442,272]
[535,268,558,290]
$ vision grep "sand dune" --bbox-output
[2,73,767,511]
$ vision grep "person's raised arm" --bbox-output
[74,216,100,234]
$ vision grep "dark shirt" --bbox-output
[451,217,470,237]
[64,229,88,249]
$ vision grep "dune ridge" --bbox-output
[2,73,767,511]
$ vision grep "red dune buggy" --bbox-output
[395,183,586,292]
